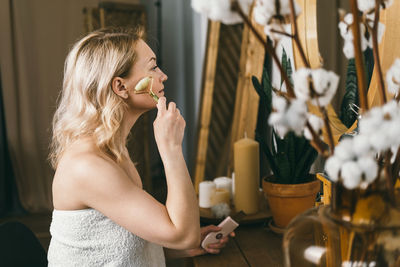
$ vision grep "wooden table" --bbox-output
[192,222,284,267]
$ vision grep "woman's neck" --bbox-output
[120,109,144,141]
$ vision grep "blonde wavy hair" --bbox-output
[50,27,144,169]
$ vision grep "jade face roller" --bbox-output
[134,76,159,102]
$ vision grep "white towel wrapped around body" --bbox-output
[47,208,165,267]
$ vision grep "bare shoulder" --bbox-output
[52,143,130,210]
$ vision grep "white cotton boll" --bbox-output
[352,135,371,157]
[343,13,354,28]
[325,156,343,182]
[287,99,307,135]
[364,0,394,15]
[275,125,289,138]
[338,21,350,39]
[191,0,212,15]
[279,0,302,17]
[339,15,353,41]
[192,0,246,25]
[377,22,385,45]
[238,0,253,15]
[342,40,355,59]
[341,161,362,190]
[357,0,375,13]
[269,112,289,137]
[254,0,302,28]
[303,128,313,141]
[254,5,269,26]
[369,131,390,152]
[211,203,231,219]
[388,121,400,147]
[268,112,284,125]
[338,15,356,59]
[386,58,400,95]
[309,114,324,131]
[209,0,242,25]
[357,156,378,183]
[253,0,277,26]
[304,114,323,140]
[359,108,384,135]
[382,100,398,117]
[272,94,287,112]
[293,68,312,102]
[339,13,370,58]
[335,138,355,161]
[311,69,340,106]
[264,22,288,43]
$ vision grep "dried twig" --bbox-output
[350,0,369,111]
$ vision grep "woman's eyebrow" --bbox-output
[148,57,157,62]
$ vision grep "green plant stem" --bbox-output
[231,1,295,98]
[350,0,369,112]
[371,0,387,104]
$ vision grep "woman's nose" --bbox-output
[160,71,168,82]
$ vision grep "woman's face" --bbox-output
[125,39,168,110]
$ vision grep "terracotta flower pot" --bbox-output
[262,177,320,229]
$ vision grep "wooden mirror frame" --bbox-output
[193,10,265,193]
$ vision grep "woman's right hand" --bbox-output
[153,97,186,157]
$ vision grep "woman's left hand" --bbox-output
[191,225,235,256]
[163,225,235,258]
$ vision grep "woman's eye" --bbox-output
[151,65,158,71]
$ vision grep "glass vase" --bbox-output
[283,181,400,267]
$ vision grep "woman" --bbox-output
[48,27,232,266]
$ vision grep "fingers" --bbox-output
[205,235,230,252]
[205,247,221,254]
[203,225,222,233]
[156,97,167,116]
[168,101,176,112]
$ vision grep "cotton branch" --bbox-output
[350,0,369,111]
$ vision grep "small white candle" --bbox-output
[213,177,233,199]
[211,188,230,206]
[199,181,216,208]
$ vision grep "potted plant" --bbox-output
[252,50,320,229]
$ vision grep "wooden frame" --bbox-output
[194,9,265,193]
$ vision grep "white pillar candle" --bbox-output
[199,181,216,208]
[213,177,233,199]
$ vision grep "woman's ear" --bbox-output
[111,77,129,99]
